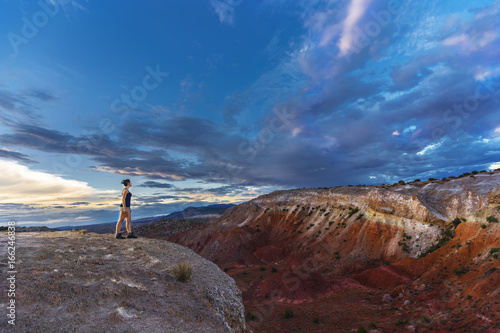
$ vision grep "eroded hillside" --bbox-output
[168,171,500,332]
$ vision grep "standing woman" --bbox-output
[115,179,137,239]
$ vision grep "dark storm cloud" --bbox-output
[2,2,500,190]
[0,147,37,163]
[140,181,174,188]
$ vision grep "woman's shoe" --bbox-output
[126,232,137,238]
[115,233,124,239]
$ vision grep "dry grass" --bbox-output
[78,229,87,234]
[172,262,193,282]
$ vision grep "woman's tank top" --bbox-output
[120,190,132,207]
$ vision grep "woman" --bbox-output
[115,179,137,239]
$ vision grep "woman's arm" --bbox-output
[121,189,128,209]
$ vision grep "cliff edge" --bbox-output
[0,231,245,333]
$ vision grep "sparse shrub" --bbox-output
[453,265,468,276]
[452,217,462,227]
[259,266,266,271]
[313,317,319,324]
[172,262,192,282]
[357,326,368,333]
[224,267,229,272]
[414,179,421,182]
[395,318,408,326]
[471,170,478,174]
[418,227,455,258]
[428,177,436,181]
[421,315,431,323]
[78,229,87,234]
[486,215,498,223]
[246,312,257,321]
[480,223,487,229]
[369,322,377,329]
[283,309,294,319]
[486,267,497,275]
[272,267,277,273]
[356,214,363,220]
[71,229,77,232]
[347,207,360,218]
[398,180,406,185]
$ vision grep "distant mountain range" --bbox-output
[57,203,235,232]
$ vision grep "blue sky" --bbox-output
[1,0,499,227]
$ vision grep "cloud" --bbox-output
[2,0,500,195]
[25,88,58,102]
[0,147,37,163]
[140,181,174,189]
[0,159,94,204]
[337,0,373,55]
[209,0,242,25]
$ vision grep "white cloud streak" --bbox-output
[337,0,373,55]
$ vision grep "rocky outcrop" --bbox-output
[0,231,245,333]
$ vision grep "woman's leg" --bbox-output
[116,210,126,234]
[125,209,132,234]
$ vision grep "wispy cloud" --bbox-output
[209,0,242,25]
[337,0,373,55]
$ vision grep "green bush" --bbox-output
[347,207,360,218]
[272,267,277,273]
[486,215,498,223]
[357,326,368,333]
[313,317,319,324]
[259,266,266,271]
[452,217,462,227]
[284,309,294,319]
